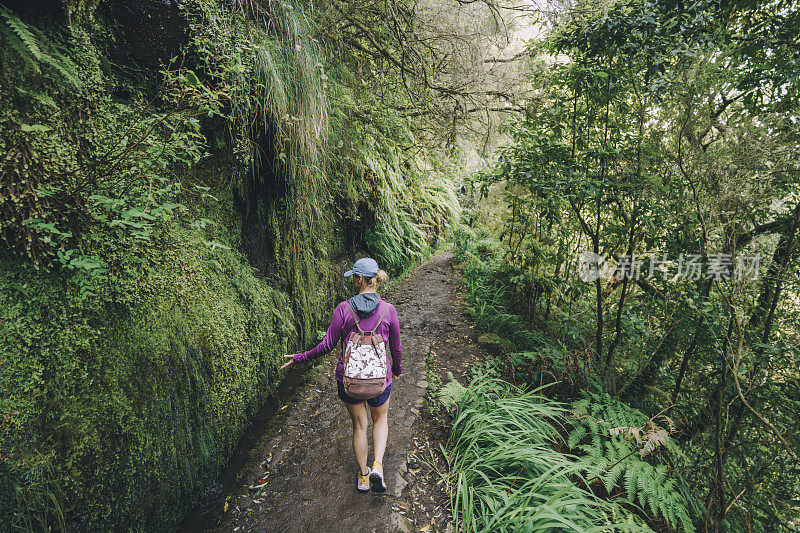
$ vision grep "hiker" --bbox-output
[281,257,402,493]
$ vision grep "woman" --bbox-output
[281,257,402,493]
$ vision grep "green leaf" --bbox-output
[203,240,231,252]
[184,70,202,87]
[122,207,156,220]
[20,123,52,132]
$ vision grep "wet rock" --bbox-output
[389,511,414,533]
[391,474,408,497]
[477,332,507,354]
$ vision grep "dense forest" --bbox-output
[0,0,797,531]
[450,0,800,530]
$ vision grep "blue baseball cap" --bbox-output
[344,257,379,278]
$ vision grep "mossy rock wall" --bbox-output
[1,232,302,529]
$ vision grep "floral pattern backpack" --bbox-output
[342,299,391,400]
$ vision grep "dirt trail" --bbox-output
[197,251,482,533]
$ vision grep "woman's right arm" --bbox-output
[283,303,344,368]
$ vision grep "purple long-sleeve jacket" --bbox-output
[291,298,402,384]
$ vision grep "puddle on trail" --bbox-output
[176,366,309,532]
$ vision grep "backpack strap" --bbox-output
[346,300,366,334]
[368,299,390,335]
[345,298,389,334]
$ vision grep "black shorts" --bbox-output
[337,380,391,407]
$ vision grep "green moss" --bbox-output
[64,1,102,24]
[0,225,299,529]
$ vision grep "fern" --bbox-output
[604,460,625,494]
[569,392,699,533]
[567,425,586,449]
[444,377,652,532]
[437,372,467,410]
[0,6,43,60]
[15,88,57,109]
[0,6,81,88]
[45,49,81,87]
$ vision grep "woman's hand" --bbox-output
[392,374,399,380]
[281,354,295,370]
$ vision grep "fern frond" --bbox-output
[0,6,81,88]
[46,49,81,87]
[624,462,638,501]
[0,6,43,60]
[4,31,43,75]
[567,425,586,449]
[604,462,625,494]
[569,392,700,531]
[654,465,667,486]
[640,429,669,458]
[636,465,648,508]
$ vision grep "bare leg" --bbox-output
[369,398,390,466]
[344,401,369,475]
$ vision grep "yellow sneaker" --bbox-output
[370,461,386,492]
[357,467,371,492]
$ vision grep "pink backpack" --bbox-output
[341,299,391,400]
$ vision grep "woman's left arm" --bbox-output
[388,305,402,377]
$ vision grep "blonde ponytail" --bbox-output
[357,269,389,291]
[361,269,389,290]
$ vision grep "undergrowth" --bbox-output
[440,375,700,532]
[443,228,703,532]
[455,228,548,351]
[569,393,702,532]
[444,377,652,532]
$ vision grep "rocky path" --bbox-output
[199,251,482,533]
